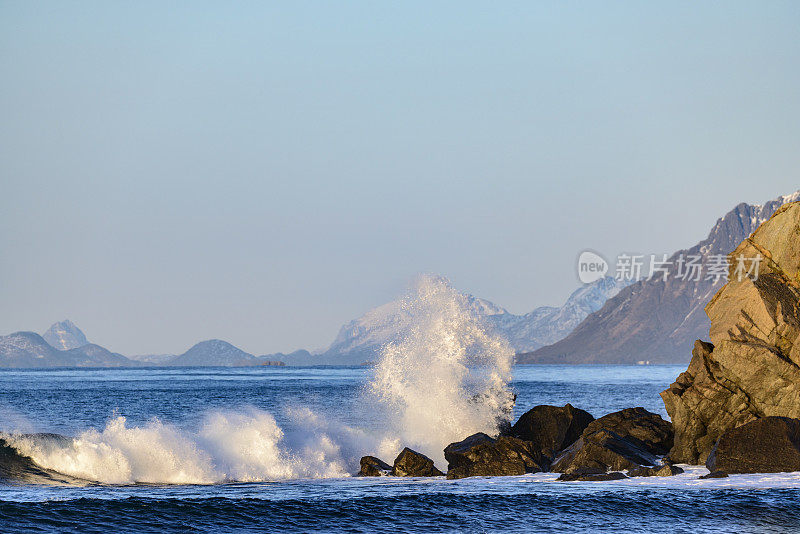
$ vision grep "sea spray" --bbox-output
[6,275,515,484]
[366,274,515,465]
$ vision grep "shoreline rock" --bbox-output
[508,404,594,463]
[392,448,444,477]
[662,202,800,464]
[706,416,800,474]
[444,433,547,479]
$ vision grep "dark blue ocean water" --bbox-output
[1,365,800,533]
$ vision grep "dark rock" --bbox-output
[551,429,657,474]
[699,471,729,479]
[706,417,800,474]
[662,202,800,464]
[509,404,594,460]
[444,433,547,479]
[392,448,443,477]
[557,471,627,482]
[358,456,392,477]
[583,408,673,456]
[627,464,684,477]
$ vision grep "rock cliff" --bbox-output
[661,201,800,463]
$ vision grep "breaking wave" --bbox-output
[2,275,514,485]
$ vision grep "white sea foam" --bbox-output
[8,274,515,484]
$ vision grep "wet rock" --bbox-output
[551,429,657,474]
[392,448,444,477]
[557,471,627,482]
[706,416,800,474]
[583,408,673,456]
[699,471,729,479]
[662,202,800,464]
[444,433,547,479]
[509,403,594,461]
[358,456,392,477]
[627,464,684,477]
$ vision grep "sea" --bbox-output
[2,364,800,533]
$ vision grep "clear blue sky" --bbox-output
[1,1,799,355]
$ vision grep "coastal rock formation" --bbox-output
[550,408,669,475]
[557,471,627,482]
[358,456,392,477]
[661,202,800,464]
[582,408,673,456]
[550,429,657,474]
[705,417,800,474]
[508,404,594,462]
[392,448,444,477]
[443,433,547,479]
[627,464,683,477]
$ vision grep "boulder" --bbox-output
[627,464,684,477]
[557,471,627,482]
[661,202,800,464]
[583,408,673,456]
[358,456,392,477]
[392,448,443,477]
[706,416,800,474]
[509,404,594,460]
[443,432,547,479]
[551,429,657,474]
[699,471,729,479]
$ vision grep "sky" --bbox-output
[1,1,799,356]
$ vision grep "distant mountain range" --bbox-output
[517,190,800,364]
[2,190,797,368]
[0,331,131,368]
[0,324,285,368]
[287,276,628,365]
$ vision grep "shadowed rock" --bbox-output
[443,433,547,479]
[551,429,657,474]
[392,448,443,477]
[557,471,627,482]
[509,404,594,461]
[583,408,673,456]
[627,464,683,477]
[358,456,392,477]
[706,417,800,474]
[662,202,800,464]
[699,471,729,479]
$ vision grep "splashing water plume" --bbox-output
[367,274,515,464]
[4,275,514,483]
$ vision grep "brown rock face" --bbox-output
[661,202,800,464]
[392,448,444,477]
[358,456,392,477]
[443,433,547,479]
[508,404,594,461]
[706,417,800,474]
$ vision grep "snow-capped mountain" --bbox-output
[0,331,133,368]
[295,275,627,365]
[488,276,629,352]
[42,320,88,350]
[519,190,800,364]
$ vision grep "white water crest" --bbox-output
[7,274,515,484]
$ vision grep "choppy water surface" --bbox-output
[2,365,800,533]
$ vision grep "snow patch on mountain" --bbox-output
[42,320,88,350]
